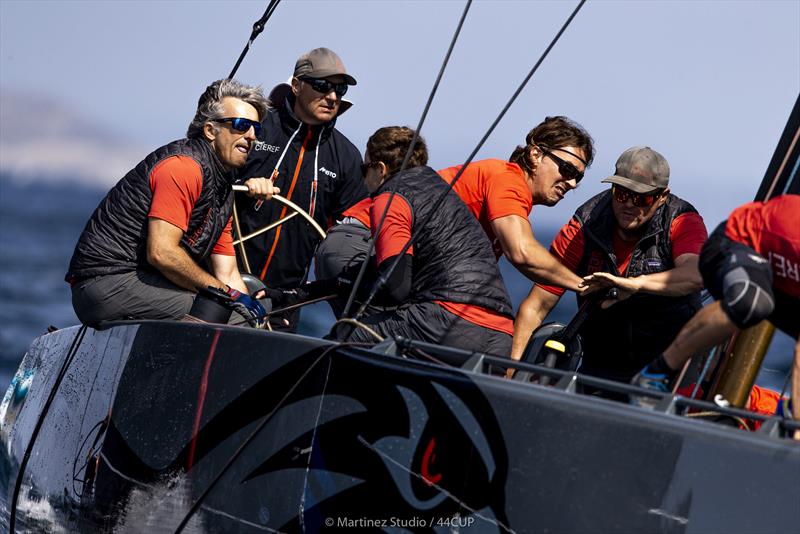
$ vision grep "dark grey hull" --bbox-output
[2,321,798,533]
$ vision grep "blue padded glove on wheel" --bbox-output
[226,287,268,329]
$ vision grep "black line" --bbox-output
[341,0,474,319]
[228,0,281,80]
[351,0,588,322]
[9,325,88,531]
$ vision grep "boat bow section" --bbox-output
[1,321,799,532]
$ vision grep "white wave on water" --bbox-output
[114,473,206,534]
[10,491,69,534]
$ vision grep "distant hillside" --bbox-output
[0,89,146,186]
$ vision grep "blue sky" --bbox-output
[1,0,798,228]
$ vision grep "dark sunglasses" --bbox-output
[300,76,349,97]
[213,117,261,136]
[612,184,664,207]
[539,146,584,183]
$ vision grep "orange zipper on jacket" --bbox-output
[259,128,314,280]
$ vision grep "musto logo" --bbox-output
[319,166,337,179]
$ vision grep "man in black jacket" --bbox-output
[236,47,367,331]
[511,147,707,386]
[66,79,275,327]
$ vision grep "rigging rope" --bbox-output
[228,0,282,271]
[332,318,385,342]
[344,0,588,332]
[174,343,354,533]
[340,0,474,318]
[228,0,281,80]
[9,325,88,531]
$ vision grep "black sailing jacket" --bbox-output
[235,95,367,288]
[571,190,703,381]
[376,166,514,317]
[66,138,235,280]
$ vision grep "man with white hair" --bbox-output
[66,79,273,327]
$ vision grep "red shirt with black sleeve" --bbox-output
[438,159,533,259]
[724,194,800,298]
[370,192,513,335]
[148,155,234,256]
[538,211,708,297]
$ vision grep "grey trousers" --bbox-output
[314,221,372,281]
[314,221,394,319]
[338,301,512,362]
[314,222,372,318]
[71,270,248,327]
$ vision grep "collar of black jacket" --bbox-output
[273,94,337,140]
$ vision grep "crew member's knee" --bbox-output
[720,267,775,328]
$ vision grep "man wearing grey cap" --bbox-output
[511,146,708,390]
[236,47,367,331]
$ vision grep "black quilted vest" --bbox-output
[572,190,702,380]
[376,166,513,317]
[67,138,234,279]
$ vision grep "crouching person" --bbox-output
[336,126,514,357]
[634,194,800,436]
[65,79,276,328]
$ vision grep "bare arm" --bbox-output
[491,214,584,292]
[511,286,561,361]
[662,301,738,370]
[210,253,247,293]
[208,179,274,294]
[582,253,702,301]
[147,218,227,292]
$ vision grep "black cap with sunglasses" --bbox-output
[602,146,670,194]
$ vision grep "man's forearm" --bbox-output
[219,269,248,293]
[151,246,224,292]
[511,304,546,361]
[511,240,583,291]
[632,259,702,297]
[493,215,583,291]
[511,288,560,361]
[211,254,248,293]
[663,301,738,370]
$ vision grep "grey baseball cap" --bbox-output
[601,146,670,193]
[294,47,357,86]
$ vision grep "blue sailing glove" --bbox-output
[226,287,268,329]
